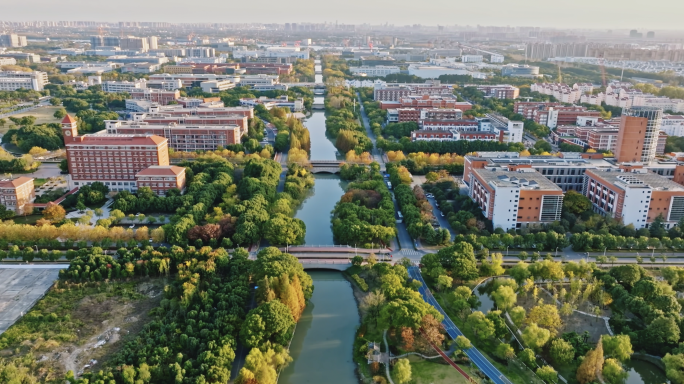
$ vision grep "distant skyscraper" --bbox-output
[148,36,159,50]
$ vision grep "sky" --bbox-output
[4,0,684,31]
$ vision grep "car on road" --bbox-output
[426,193,434,198]
[129,224,135,228]
[440,211,444,217]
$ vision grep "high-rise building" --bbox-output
[120,36,149,51]
[615,106,663,163]
[0,34,28,47]
[148,36,159,50]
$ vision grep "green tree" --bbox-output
[522,323,551,351]
[492,285,517,310]
[518,348,537,368]
[466,311,495,340]
[455,335,472,350]
[550,338,575,365]
[436,275,453,291]
[536,365,558,383]
[240,300,295,348]
[495,343,516,361]
[53,108,67,119]
[510,261,531,283]
[394,358,412,384]
[563,190,592,214]
[664,353,684,384]
[509,306,526,327]
[602,358,628,384]
[263,214,306,246]
[602,335,633,362]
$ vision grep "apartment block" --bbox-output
[0,34,28,47]
[468,167,563,230]
[661,115,684,136]
[584,168,684,229]
[135,166,186,196]
[0,177,35,214]
[0,71,48,91]
[62,115,170,192]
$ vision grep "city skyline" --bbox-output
[3,0,684,31]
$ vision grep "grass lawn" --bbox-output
[394,355,472,384]
[11,214,42,225]
[9,106,63,125]
[34,178,48,188]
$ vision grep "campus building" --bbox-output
[584,168,684,229]
[135,166,187,196]
[615,106,663,163]
[61,115,170,192]
[468,167,564,230]
[105,120,244,150]
[0,177,35,214]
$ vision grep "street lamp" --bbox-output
[555,247,559,257]
[506,246,509,257]
[603,247,607,257]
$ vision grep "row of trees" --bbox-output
[388,164,450,245]
[236,247,314,384]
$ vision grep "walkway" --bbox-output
[408,266,512,384]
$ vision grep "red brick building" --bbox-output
[131,89,180,105]
[0,176,35,214]
[135,166,187,196]
[62,115,170,192]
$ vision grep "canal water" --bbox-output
[279,271,359,384]
[624,360,667,384]
[294,174,347,245]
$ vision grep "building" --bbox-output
[349,66,400,77]
[239,96,304,111]
[0,177,35,214]
[584,168,684,229]
[531,83,583,104]
[121,63,162,74]
[0,57,17,66]
[0,34,28,48]
[127,112,248,134]
[380,94,472,111]
[462,55,484,63]
[615,106,663,163]
[411,130,498,142]
[135,166,186,196]
[661,115,684,136]
[187,47,216,58]
[0,52,40,63]
[106,120,243,150]
[130,89,180,105]
[501,64,540,77]
[0,71,48,91]
[468,167,563,230]
[61,115,170,192]
[547,106,602,129]
[102,79,147,93]
[120,37,149,52]
[476,85,520,99]
[200,80,236,93]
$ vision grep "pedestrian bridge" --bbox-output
[299,260,351,271]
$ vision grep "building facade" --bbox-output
[0,177,35,214]
[615,106,663,163]
[135,166,186,196]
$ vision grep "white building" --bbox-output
[102,79,148,93]
[408,64,485,79]
[345,79,386,88]
[462,55,484,63]
[349,65,400,77]
[0,57,17,66]
[490,54,505,63]
[0,71,48,91]
[200,80,236,93]
[661,115,684,136]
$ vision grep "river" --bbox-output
[279,271,359,384]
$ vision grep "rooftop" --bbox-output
[473,168,562,191]
[136,165,185,177]
[587,169,684,191]
[69,134,167,146]
[0,177,33,188]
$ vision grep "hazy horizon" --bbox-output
[4,0,684,31]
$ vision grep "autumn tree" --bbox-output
[526,304,562,336]
[576,341,604,384]
[602,358,628,384]
[42,203,66,222]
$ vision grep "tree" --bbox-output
[522,323,551,351]
[263,214,306,246]
[602,358,628,384]
[664,353,684,384]
[509,261,531,283]
[550,338,575,365]
[240,300,295,348]
[509,306,526,327]
[360,291,386,327]
[436,275,453,291]
[576,341,604,384]
[425,172,439,183]
[526,304,562,335]
[53,108,67,119]
[495,343,516,361]
[564,190,592,215]
[455,335,472,350]
[42,203,66,222]
[394,358,412,384]
[536,366,558,383]
[492,285,517,310]
[59,159,69,173]
[466,311,495,340]
[602,335,633,362]
[518,348,537,368]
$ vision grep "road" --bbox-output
[408,266,511,384]
[427,196,457,240]
[24,162,63,179]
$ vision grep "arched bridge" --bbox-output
[310,160,343,174]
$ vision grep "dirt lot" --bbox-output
[9,106,63,126]
[0,278,166,381]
